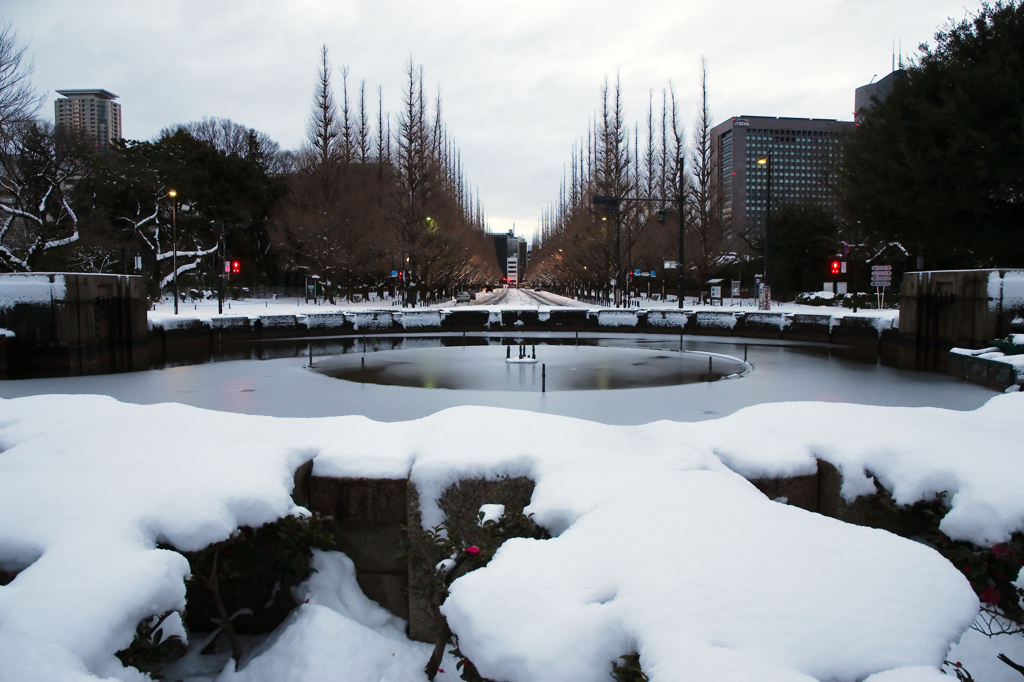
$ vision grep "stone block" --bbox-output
[292,460,313,508]
[448,309,491,331]
[782,314,832,345]
[356,572,409,620]
[692,311,737,336]
[501,309,540,332]
[406,476,536,643]
[815,460,932,537]
[547,309,587,331]
[749,474,818,512]
[738,312,786,340]
[309,477,408,524]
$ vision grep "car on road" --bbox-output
[456,291,472,303]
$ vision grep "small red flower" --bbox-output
[992,544,1010,557]
[465,546,480,555]
[980,587,1002,604]
[438,669,444,674]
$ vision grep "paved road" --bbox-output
[468,288,588,307]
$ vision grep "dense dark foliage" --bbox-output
[841,1,1024,269]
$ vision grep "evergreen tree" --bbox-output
[841,1,1024,268]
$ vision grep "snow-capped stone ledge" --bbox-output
[949,346,1024,391]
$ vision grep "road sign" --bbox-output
[871,264,893,287]
[663,261,678,269]
[610,278,617,287]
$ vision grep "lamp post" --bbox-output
[677,156,685,309]
[756,155,772,309]
[168,190,178,315]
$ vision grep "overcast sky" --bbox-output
[8,0,973,240]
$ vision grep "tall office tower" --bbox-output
[54,90,122,147]
[854,69,908,122]
[492,229,528,282]
[709,116,855,237]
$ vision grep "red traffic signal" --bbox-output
[231,260,241,274]
[830,260,841,275]
[830,259,847,276]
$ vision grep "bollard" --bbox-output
[680,331,683,352]
[308,343,313,368]
[575,331,578,347]
[542,363,546,392]
[744,344,748,362]
[363,335,367,353]
[361,356,365,381]
[532,344,536,359]
[463,331,466,347]
[709,356,713,374]
[507,346,510,359]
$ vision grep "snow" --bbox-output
[442,471,975,682]
[0,273,65,309]
[145,289,901,334]
[4,392,1024,680]
[478,504,504,525]
[192,550,437,682]
[696,310,737,330]
[397,310,442,329]
[597,310,638,327]
[1000,271,1024,312]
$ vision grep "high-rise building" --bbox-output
[492,230,528,282]
[54,89,122,147]
[854,69,908,122]
[710,116,855,236]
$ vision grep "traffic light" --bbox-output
[829,259,847,277]
[231,260,241,275]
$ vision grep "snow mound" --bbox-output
[443,471,975,682]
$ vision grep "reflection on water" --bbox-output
[313,344,746,392]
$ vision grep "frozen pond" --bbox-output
[0,334,998,424]
[315,344,746,391]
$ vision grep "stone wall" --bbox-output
[898,269,1024,372]
[0,273,148,378]
[301,461,935,643]
[151,308,896,369]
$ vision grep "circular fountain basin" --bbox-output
[314,344,747,391]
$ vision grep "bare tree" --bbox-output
[308,45,339,165]
[340,65,354,163]
[0,21,43,146]
[357,80,370,163]
[0,122,89,271]
[687,57,734,287]
[161,117,286,173]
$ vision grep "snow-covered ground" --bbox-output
[4,290,1021,682]
[2,394,1024,682]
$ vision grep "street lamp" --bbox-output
[677,156,685,309]
[168,190,178,315]
[756,155,772,309]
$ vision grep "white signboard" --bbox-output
[663,261,678,270]
[710,286,722,299]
